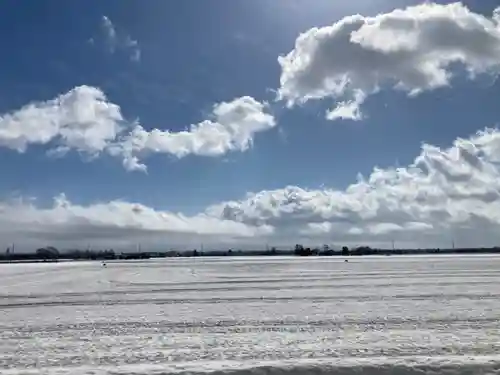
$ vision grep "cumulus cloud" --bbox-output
[5,127,500,249]
[206,127,500,248]
[109,96,276,172]
[100,15,141,62]
[278,2,500,120]
[0,194,273,251]
[300,222,333,236]
[0,87,274,171]
[0,86,124,157]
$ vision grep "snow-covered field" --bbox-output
[1,255,500,374]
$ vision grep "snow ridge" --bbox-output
[4,356,500,375]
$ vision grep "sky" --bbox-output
[2,0,500,251]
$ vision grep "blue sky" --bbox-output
[2,1,500,250]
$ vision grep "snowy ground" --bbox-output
[1,255,500,374]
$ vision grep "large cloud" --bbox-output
[278,2,500,120]
[207,127,500,248]
[0,86,124,156]
[4,128,500,250]
[0,194,273,251]
[0,87,274,172]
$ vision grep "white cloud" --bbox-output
[300,222,333,235]
[0,194,273,251]
[124,35,141,62]
[5,127,500,249]
[206,127,500,248]
[494,7,500,24]
[109,96,276,172]
[326,90,365,121]
[100,15,141,62]
[0,87,275,172]
[101,16,117,52]
[0,86,124,157]
[278,2,500,120]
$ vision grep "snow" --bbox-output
[1,255,500,374]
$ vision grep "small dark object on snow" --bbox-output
[344,259,349,262]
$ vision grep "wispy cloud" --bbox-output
[124,35,141,62]
[98,15,141,62]
[101,16,118,53]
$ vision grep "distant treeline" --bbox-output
[289,244,500,256]
[1,244,500,263]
